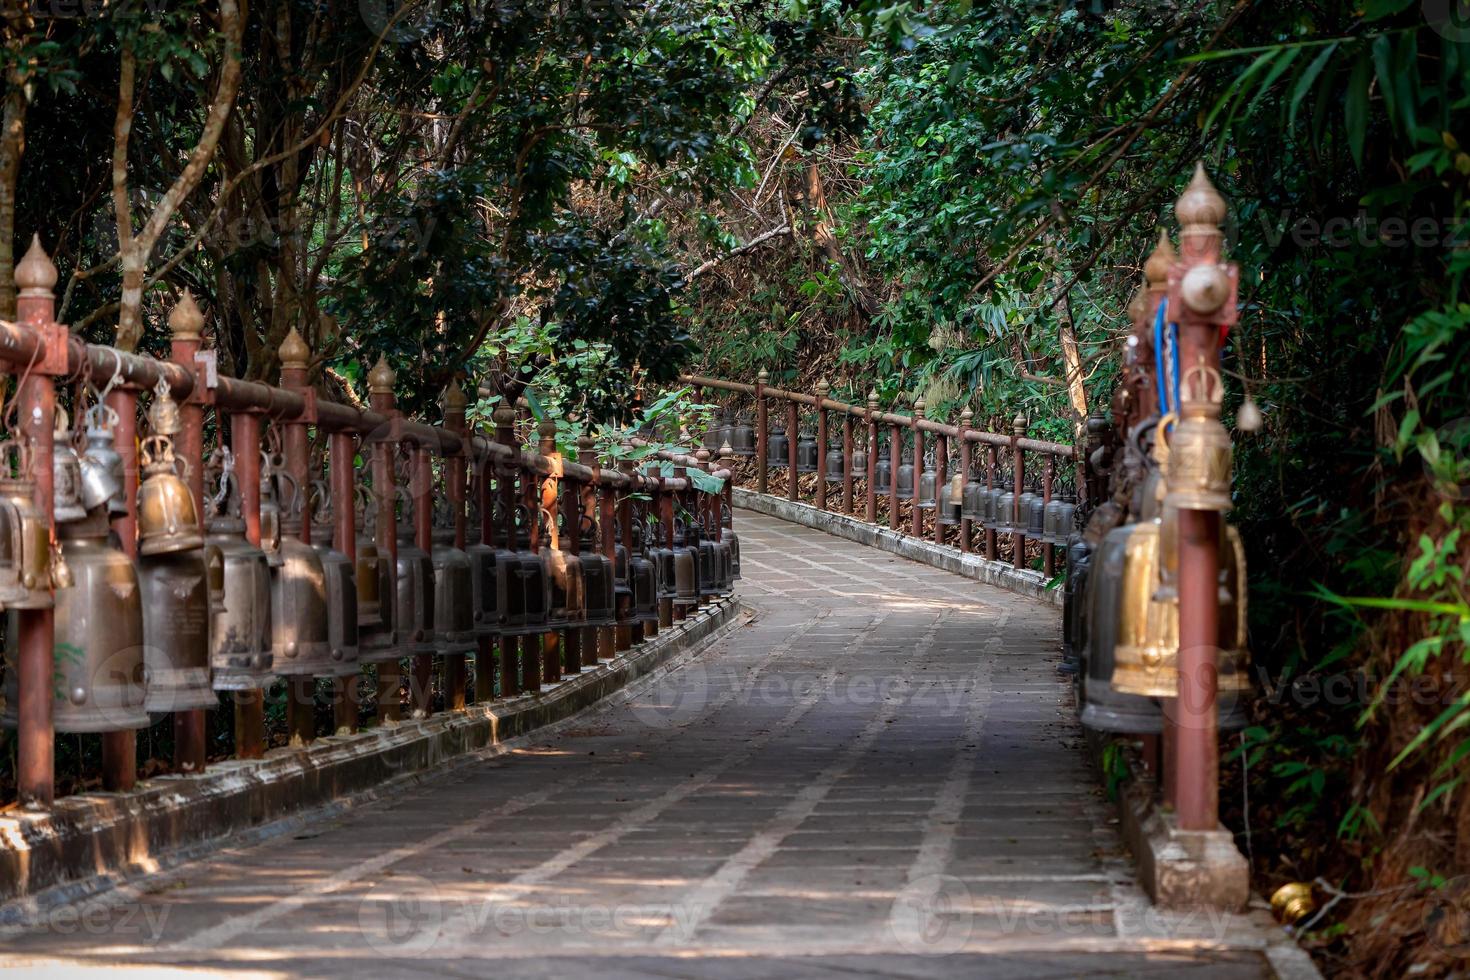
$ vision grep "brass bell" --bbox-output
[1110,522,1252,700]
[138,548,218,714]
[671,518,700,613]
[915,460,938,510]
[795,432,818,473]
[79,403,127,515]
[1025,491,1046,539]
[464,491,501,640]
[431,522,477,656]
[268,486,339,677]
[204,452,274,690]
[960,474,986,523]
[1164,367,1234,513]
[2,507,148,733]
[994,488,1015,530]
[136,425,204,557]
[0,440,55,609]
[937,472,964,527]
[578,517,616,628]
[1016,485,1039,532]
[354,498,401,664]
[730,417,756,457]
[647,518,677,619]
[1270,882,1315,924]
[767,424,789,468]
[1061,534,1091,673]
[690,519,720,599]
[1043,490,1078,545]
[52,408,87,524]
[722,501,741,580]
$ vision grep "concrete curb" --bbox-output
[733,487,1061,606]
[0,596,741,917]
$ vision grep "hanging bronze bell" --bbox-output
[824,443,845,482]
[79,403,127,515]
[1025,492,1047,539]
[1164,367,1234,514]
[693,520,721,598]
[722,501,741,579]
[1061,534,1091,673]
[937,472,964,527]
[1111,522,1252,700]
[981,484,1005,528]
[795,432,819,473]
[671,519,700,613]
[499,504,550,637]
[0,440,54,608]
[1,507,148,733]
[268,496,341,676]
[1043,491,1078,545]
[1016,487,1039,533]
[137,436,204,557]
[1081,522,1248,732]
[204,458,274,690]
[431,524,478,656]
[612,532,633,624]
[465,524,501,641]
[916,462,938,510]
[994,489,1016,531]
[578,518,616,628]
[873,444,892,495]
[630,546,659,626]
[767,424,789,468]
[316,537,361,676]
[139,548,218,714]
[850,446,867,476]
[894,459,915,501]
[960,475,986,523]
[541,509,586,631]
[730,417,756,457]
[395,517,438,655]
[52,408,87,524]
[353,486,399,661]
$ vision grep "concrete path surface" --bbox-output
[0,510,1292,978]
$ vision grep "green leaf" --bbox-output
[1346,55,1372,168]
[1289,43,1338,132]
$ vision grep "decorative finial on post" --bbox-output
[278,326,310,371]
[815,379,829,400]
[492,403,517,428]
[368,356,396,394]
[15,235,57,296]
[960,407,973,429]
[913,397,926,419]
[536,417,557,441]
[440,378,468,414]
[757,368,769,385]
[1175,161,1227,263]
[1143,229,1176,287]
[1012,413,1027,437]
[168,290,205,341]
[867,390,879,412]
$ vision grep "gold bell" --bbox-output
[1164,366,1233,513]
[1110,520,1252,699]
[137,383,204,556]
[1270,882,1315,924]
[0,439,54,609]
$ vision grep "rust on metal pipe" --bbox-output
[786,399,798,501]
[368,358,402,724]
[102,386,141,791]
[865,392,878,524]
[331,428,360,733]
[171,293,210,775]
[412,446,435,715]
[910,400,924,537]
[814,380,829,512]
[755,368,769,494]
[231,410,267,758]
[958,409,973,554]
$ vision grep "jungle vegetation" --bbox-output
[0,0,1465,973]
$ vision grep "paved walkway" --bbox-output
[0,510,1279,978]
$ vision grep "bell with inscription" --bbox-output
[873,443,892,496]
[766,423,789,468]
[1164,366,1234,514]
[306,484,361,675]
[541,508,586,632]
[268,485,338,677]
[498,504,550,638]
[138,548,217,714]
[394,497,438,655]
[2,506,148,732]
[354,483,399,661]
[464,494,501,641]
[578,517,617,629]
[137,390,204,557]
[431,520,478,657]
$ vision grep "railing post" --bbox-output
[442,381,469,711]
[910,398,924,537]
[412,443,436,714]
[1042,454,1056,580]
[842,408,854,515]
[785,396,798,501]
[531,417,558,688]
[102,384,142,788]
[494,404,521,697]
[985,443,998,561]
[888,421,900,530]
[1168,164,1238,832]
[368,358,403,723]
[13,239,59,808]
[865,391,878,524]
[474,434,497,702]
[1011,413,1026,570]
[228,410,266,757]
[280,328,317,744]
[814,380,828,511]
[331,426,360,732]
[958,408,973,554]
[755,368,768,494]
[933,428,947,547]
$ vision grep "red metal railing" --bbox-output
[0,239,732,809]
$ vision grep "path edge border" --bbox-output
[0,596,742,920]
[733,488,1060,607]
